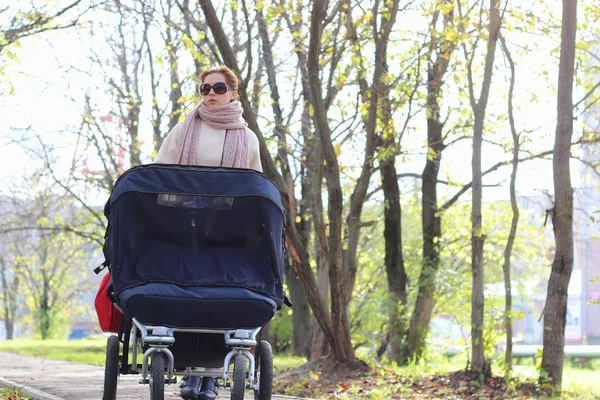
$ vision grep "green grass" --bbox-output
[0,338,309,370]
[0,337,308,371]
[510,364,600,398]
[397,353,600,399]
[273,355,307,372]
[0,337,107,366]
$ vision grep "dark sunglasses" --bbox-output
[200,82,234,96]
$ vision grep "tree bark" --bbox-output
[112,0,143,167]
[0,255,18,340]
[285,261,312,356]
[141,3,163,155]
[376,0,406,361]
[499,34,519,372]
[541,0,577,391]
[470,0,500,375]
[405,1,456,363]
[307,0,354,361]
[309,235,331,360]
[257,8,311,358]
[279,2,331,361]
[162,0,183,134]
[381,157,407,361]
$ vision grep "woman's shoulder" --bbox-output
[244,127,260,146]
[172,120,185,133]
[162,120,184,139]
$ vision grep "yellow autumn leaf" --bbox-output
[334,143,342,157]
[445,28,458,42]
[441,3,453,14]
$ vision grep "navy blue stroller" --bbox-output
[99,164,287,400]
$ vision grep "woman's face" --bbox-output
[201,72,236,108]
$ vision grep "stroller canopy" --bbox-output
[103,164,286,308]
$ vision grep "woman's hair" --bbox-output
[199,66,239,91]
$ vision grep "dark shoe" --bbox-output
[198,377,218,400]
[180,375,201,400]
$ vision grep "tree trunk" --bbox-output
[5,320,14,340]
[257,9,314,357]
[307,0,354,362]
[381,158,407,361]
[40,279,51,340]
[404,2,456,363]
[305,116,330,361]
[281,5,333,361]
[541,0,577,391]
[142,7,162,155]
[309,237,331,360]
[285,262,312,356]
[499,34,519,372]
[407,118,443,362]
[470,0,500,375]
[163,0,183,134]
[0,257,17,340]
[198,0,339,358]
[114,1,142,167]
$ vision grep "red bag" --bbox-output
[94,272,123,333]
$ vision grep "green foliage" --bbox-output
[435,199,549,334]
[0,175,100,340]
[23,308,72,340]
[267,304,294,353]
[348,180,551,358]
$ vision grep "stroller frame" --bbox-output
[100,165,284,400]
[131,317,261,389]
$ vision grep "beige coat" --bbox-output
[154,122,262,172]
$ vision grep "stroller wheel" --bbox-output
[254,341,273,400]
[149,352,165,400]
[230,355,247,400]
[103,335,120,400]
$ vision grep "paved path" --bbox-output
[0,352,311,400]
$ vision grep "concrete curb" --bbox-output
[0,377,64,400]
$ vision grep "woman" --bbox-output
[154,66,261,400]
[155,66,262,172]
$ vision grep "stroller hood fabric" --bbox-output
[103,164,286,309]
